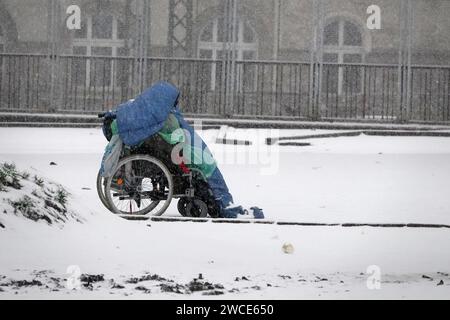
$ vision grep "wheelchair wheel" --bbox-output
[185,199,208,218]
[177,197,189,217]
[104,155,174,216]
[96,170,111,210]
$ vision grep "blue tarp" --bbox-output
[116,81,180,146]
[172,107,234,210]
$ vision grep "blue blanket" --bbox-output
[116,81,180,146]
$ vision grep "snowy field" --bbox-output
[1,127,450,299]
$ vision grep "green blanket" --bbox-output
[111,115,217,178]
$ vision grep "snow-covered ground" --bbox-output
[0,127,450,299]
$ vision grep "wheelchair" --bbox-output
[96,112,221,219]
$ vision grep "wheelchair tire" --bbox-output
[185,199,208,218]
[96,170,111,211]
[177,197,189,217]
[104,155,174,216]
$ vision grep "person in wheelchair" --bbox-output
[101,81,263,219]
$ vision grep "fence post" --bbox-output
[133,0,151,94]
[309,0,324,121]
[316,0,324,121]
[46,0,65,113]
[398,0,413,123]
[405,0,413,122]
[309,0,317,120]
[47,0,55,112]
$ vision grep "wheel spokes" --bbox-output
[105,155,173,216]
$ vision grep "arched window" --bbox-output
[198,17,258,91]
[72,14,128,87]
[322,18,365,95]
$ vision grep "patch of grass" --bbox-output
[9,195,52,224]
[34,175,44,187]
[55,187,69,207]
[9,195,35,214]
[44,199,65,214]
[0,162,22,190]
[2,163,16,172]
[0,171,5,192]
[9,279,43,287]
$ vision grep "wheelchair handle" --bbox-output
[98,112,116,120]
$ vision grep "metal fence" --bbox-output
[0,53,449,123]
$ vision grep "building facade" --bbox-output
[0,0,449,122]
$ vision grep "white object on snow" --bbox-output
[282,243,295,254]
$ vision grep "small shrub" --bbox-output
[9,196,52,224]
[55,187,69,206]
[0,168,6,184]
[45,199,65,214]
[0,170,6,192]
[2,163,16,172]
[34,175,44,187]
[9,196,35,214]
[0,163,22,190]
